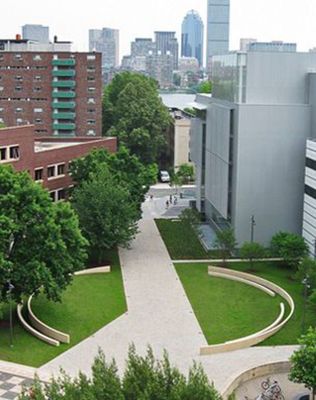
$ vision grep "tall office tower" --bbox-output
[181,10,204,67]
[131,38,155,57]
[240,38,257,51]
[154,31,179,69]
[22,24,49,43]
[0,38,102,137]
[89,28,119,68]
[206,0,230,69]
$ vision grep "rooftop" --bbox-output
[34,141,83,152]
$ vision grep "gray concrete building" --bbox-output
[154,31,179,69]
[22,24,49,43]
[190,51,316,245]
[206,0,230,69]
[131,38,155,57]
[89,28,119,69]
[248,41,297,53]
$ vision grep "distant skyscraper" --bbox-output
[154,31,179,69]
[131,38,155,57]
[240,38,257,52]
[181,10,204,67]
[206,0,230,68]
[89,28,119,69]
[22,24,49,43]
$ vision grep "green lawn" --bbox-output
[155,219,220,259]
[175,261,316,346]
[0,249,127,367]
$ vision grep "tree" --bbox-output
[180,208,201,237]
[289,327,316,399]
[176,164,194,184]
[197,81,212,94]
[72,167,139,262]
[0,122,5,128]
[270,231,309,269]
[0,165,87,304]
[20,346,221,400]
[240,241,266,270]
[213,228,237,265]
[70,146,157,218]
[183,107,197,117]
[102,71,171,164]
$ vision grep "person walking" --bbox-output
[166,200,169,209]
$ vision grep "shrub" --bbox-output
[270,231,308,269]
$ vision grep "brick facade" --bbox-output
[0,125,116,199]
[0,51,102,137]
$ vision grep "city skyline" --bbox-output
[1,0,316,63]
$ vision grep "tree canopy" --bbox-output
[289,327,316,399]
[72,166,139,261]
[0,165,87,303]
[102,72,171,164]
[213,228,237,265]
[20,346,222,400]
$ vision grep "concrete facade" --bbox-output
[89,28,119,69]
[22,25,49,43]
[191,52,316,245]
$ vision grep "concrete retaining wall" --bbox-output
[17,303,60,346]
[200,267,295,355]
[27,296,70,344]
[222,361,291,399]
[74,266,111,276]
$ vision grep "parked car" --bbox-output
[159,170,170,183]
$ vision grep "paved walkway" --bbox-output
[37,216,297,394]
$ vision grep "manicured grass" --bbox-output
[175,261,316,346]
[0,249,126,367]
[155,219,220,259]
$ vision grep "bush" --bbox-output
[240,241,266,269]
[270,231,308,269]
[19,346,221,400]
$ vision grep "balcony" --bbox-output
[52,112,75,120]
[52,91,75,99]
[52,70,76,77]
[52,123,76,130]
[51,80,75,88]
[51,101,75,109]
[52,59,76,66]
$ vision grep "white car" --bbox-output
[159,170,170,183]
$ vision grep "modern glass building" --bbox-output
[206,0,230,68]
[181,10,204,67]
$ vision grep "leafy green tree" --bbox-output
[102,71,171,164]
[70,146,157,217]
[240,241,266,269]
[270,231,309,269]
[183,107,197,117]
[213,228,237,266]
[180,208,201,237]
[0,122,5,128]
[72,167,139,261]
[176,164,194,184]
[197,81,212,93]
[170,172,184,194]
[20,346,221,400]
[0,165,87,304]
[289,327,316,399]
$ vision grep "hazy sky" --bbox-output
[2,0,316,59]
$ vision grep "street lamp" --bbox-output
[250,215,256,243]
[301,275,311,334]
[6,280,15,347]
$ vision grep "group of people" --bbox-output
[165,194,177,209]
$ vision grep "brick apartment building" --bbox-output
[0,125,116,201]
[0,38,102,137]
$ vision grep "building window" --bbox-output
[49,191,56,201]
[0,108,3,112]
[14,54,22,60]
[9,145,20,160]
[87,108,95,113]
[57,189,66,201]
[15,86,22,92]
[87,54,96,60]
[87,98,95,104]
[87,67,95,72]
[0,147,6,161]
[306,157,316,171]
[87,120,96,125]
[33,54,42,61]
[0,86,3,91]
[88,87,95,92]
[47,165,56,178]
[16,118,23,125]
[34,168,43,181]
[34,108,43,113]
[15,76,23,81]
[35,118,43,124]
[34,76,42,81]
[15,107,23,113]
[33,87,42,92]
[57,163,65,176]
[0,117,4,123]
[87,129,96,136]
[87,76,95,81]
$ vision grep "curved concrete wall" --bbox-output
[200,267,295,355]
[17,303,60,346]
[74,266,111,276]
[222,361,291,399]
[27,296,70,344]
